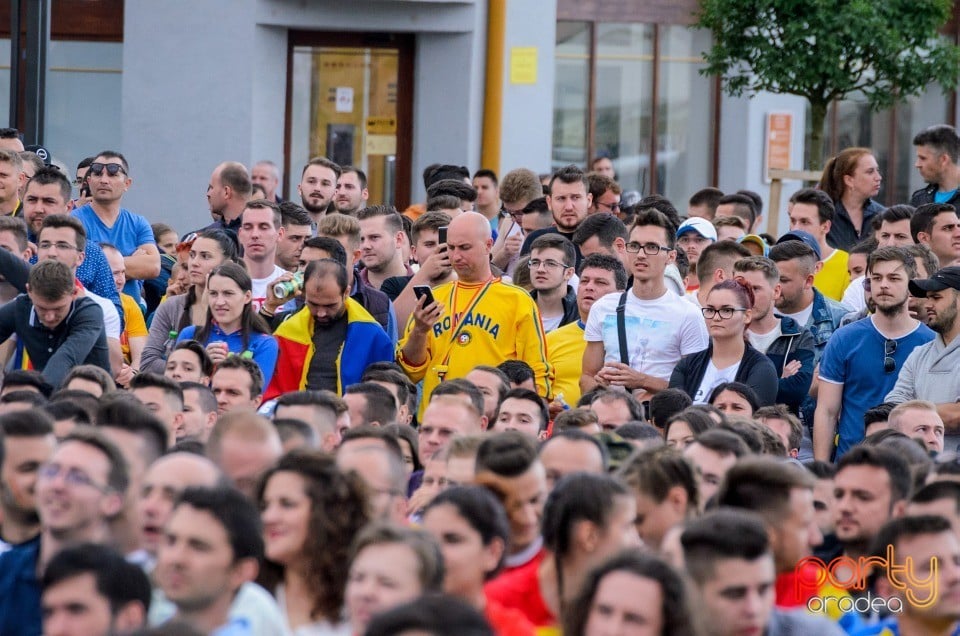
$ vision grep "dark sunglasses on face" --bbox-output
[88,162,126,177]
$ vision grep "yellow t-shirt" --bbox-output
[545,319,585,407]
[398,278,553,419]
[120,293,148,362]
[814,249,850,302]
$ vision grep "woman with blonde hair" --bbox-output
[818,146,884,250]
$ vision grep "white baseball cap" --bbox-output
[676,217,718,241]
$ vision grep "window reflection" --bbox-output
[658,26,712,206]
[594,24,654,197]
[553,22,591,172]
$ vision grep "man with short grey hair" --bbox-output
[251,160,281,203]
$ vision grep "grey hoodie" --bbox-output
[886,333,960,452]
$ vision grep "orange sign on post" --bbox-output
[765,113,793,181]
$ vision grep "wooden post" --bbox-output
[767,169,822,237]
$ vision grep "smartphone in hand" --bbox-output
[413,285,435,306]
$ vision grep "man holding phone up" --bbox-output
[382,211,456,328]
[399,212,553,419]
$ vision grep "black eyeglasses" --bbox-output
[598,201,621,212]
[625,242,674,255]
[88,162,126,177]
[883,339,897,373]
[702,307,748,320]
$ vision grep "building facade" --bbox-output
[1,0,957,235]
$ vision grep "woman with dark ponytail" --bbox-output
[669,279,778,406]
[818,147,885,250]
[141,229,239,374]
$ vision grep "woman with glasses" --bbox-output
[176,261,278,386]
[140,229,239,375]
[669,279,778,406]
[258,451,370,635]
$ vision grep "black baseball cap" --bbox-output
[24,144,51,166]
[776,230,821,259]
[909,265,960,297]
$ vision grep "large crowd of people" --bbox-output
[0,122,957,635]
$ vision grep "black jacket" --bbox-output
[668,343,779,406]
[910,183,960,208]
[0,295,110,387]
[530,285,579,329]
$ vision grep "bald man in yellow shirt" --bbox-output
[399,212,552,418]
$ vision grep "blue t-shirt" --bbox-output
[819,317,935,456]
[935,189,959,204]
[852,615,960,635]
[72,204,156,303]
[178,324,279,387]
[0,536,41,636]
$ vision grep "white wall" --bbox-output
[718,91,809,237]
[123,0,489,232]
[122,0,259,233]
[497,0,556,176]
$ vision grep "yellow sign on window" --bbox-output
[510,47,537,85]
[366,116,397,135]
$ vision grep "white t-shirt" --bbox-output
[86,289,121,340]
[747,322,782,354]
[842,276,867,313]
[693,359,740,404]
[251,264,288,312]
[541,314,563,333]
[584,288,709,381]
[780,303,814,330]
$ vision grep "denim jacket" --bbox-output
[807,288,849,364]
[765,315,815,413]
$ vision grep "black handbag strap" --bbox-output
[616,291,630,365]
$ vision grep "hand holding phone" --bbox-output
[414,285,435,306]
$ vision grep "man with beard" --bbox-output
[520,164,591,268]
[887,265,960,453]
[814,247,935,461]
[264,259,393,398]
[298,157,341,228]
[335,166,369,216]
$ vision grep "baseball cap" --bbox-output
[677,217,718,242]
[24,144,51,166]
[776,230,821,260]
[909,266,960,297]
[738,234,769,256]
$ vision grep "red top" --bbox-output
[485,598,536,636]
[484,555,556,628]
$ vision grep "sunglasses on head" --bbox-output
[88,162,126,177]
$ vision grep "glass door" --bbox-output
[286,33,413,208]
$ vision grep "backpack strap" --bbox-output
[616,291,630,365]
